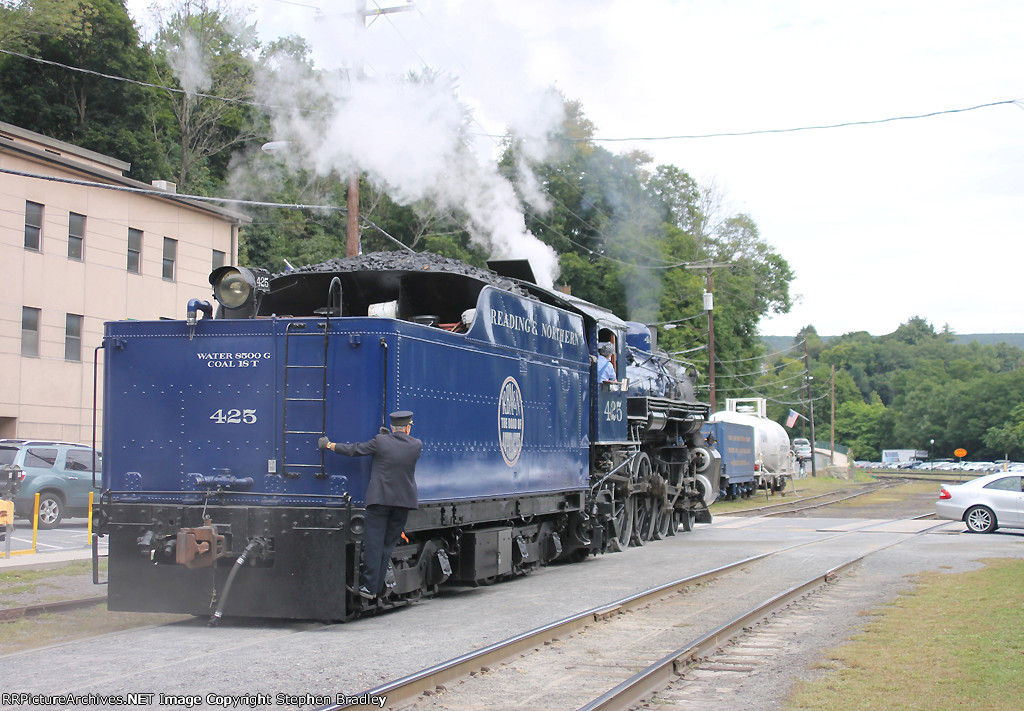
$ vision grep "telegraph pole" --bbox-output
[808,378,817,477]
[830,364,836,468]
[802,339,810,438]
[686,261,729,412]
[345,1,416,257]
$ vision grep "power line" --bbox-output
[485,100,1024,143]
[0,45,686,270]
[0,48,298,113]
[0,166,418,251]
[650,312,704,326]
[716,339,806,364]
[3,49,1017,145]
[713,357,828,405]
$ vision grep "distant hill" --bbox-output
[761,333,1024,355]
[953,333,1024,349]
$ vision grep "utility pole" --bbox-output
[808,378,817,477]
[801,339,810,438]
[345,1,416,257]
[830,364,836,468]
[685,262,729,412]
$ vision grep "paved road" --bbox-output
[1,517,97,558]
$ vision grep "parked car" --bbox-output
[935,472,1024,533]
[0,440,102,529]
[792,438,812,460]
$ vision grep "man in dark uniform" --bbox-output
[319,410,421,599]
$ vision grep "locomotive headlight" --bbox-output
[209,266,271,319]
[215,269,253,308]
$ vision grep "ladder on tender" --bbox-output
[281,320,330,479]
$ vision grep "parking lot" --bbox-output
[1,516,99,557]
[855,460,1023,473]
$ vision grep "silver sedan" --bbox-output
[935,472,1024,533]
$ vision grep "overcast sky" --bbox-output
[130,0,1024,337]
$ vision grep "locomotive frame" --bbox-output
[93,253,717,621]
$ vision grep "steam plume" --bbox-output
[253,2,567,287]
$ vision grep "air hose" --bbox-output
[208,538,264,627]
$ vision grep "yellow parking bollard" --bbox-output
[8,494,38,556]
[1,499,13,558]
[32,491,39,549]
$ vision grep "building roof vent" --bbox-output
[151,180,177,193]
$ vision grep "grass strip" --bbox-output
[786,558,1024,711]
[711,474,872,514]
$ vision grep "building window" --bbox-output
[212,249,226,269]
[65,313,83,361]
[22,307,40,356]
[127,228,142,273]
[25,201,43,251]
[162,237,177,281]
[68,212,85,260]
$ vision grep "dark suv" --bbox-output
[0,440,102,529]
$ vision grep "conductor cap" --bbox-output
[598,342,614,356]
[389,410,414,426]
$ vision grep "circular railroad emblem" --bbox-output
[498,376,524,466]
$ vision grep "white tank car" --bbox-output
[709,398,794,491]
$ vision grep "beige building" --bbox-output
[0,121,246,443]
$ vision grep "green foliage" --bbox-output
[0,0,173,181]
[0,0,81,51]
[834,394,887,460]
[983,404,1024,459]
[762,316,1024,460]
[151,0,260,193]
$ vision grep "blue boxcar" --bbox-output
[702,421,757,500]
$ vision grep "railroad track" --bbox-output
[0,595,107,622]
[316,517,952,710]
[721,480,897,517]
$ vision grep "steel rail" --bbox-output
[317,512,921,711]
[721,481,894,517]
[320,512,935,710]
[315,553,775,710]
[0,595,107,622]
[577,560,858,711]
[577,519,953,711]
[762,486,897,516]
[874,472,977,484]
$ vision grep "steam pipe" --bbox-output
[209,538,264,627]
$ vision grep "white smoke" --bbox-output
[164,30,211,95]
[253,1,572,287]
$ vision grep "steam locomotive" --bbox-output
[94,252,717,621]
